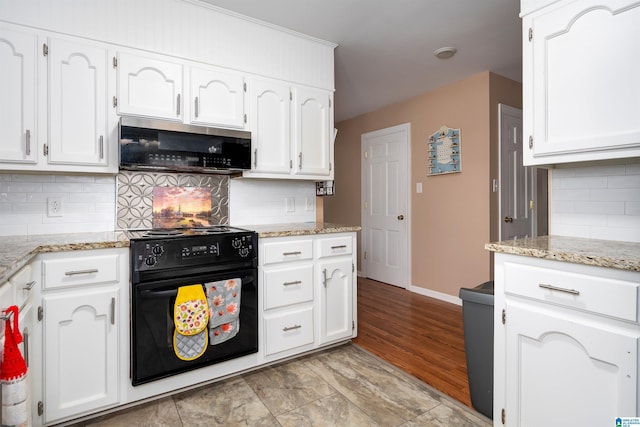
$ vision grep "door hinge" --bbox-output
[528,135,533,149]
[113,96,118,108]
[43,144,49,157]
[364,150,368,159]
[42,43,48,56]
[329,162,332,171]
[364,251,368,260]
[352,320,355,331]
[243,82,247,92]
[112,56,117,68]
[289,91,293,101]
[352,263,355,273]
[502,308,506,325]
[38,305,43,322]
[244,113,247,123]
[38,401,44,416]
[364,201,368,210]
[501,408,506,424]
[329,98,332,108]
[528,27,533,42]
[529,200,535,209]
[289,159,293,169]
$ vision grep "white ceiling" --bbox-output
[200,0,523,122]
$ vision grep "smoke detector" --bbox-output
[434,47,457,59]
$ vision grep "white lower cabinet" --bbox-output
[260,232,356,360]
[30,247,128,426]
[495,253,640,426]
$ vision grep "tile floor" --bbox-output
[78,344,492,427]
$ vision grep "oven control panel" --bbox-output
[130,231,257,273]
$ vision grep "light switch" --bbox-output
[416,182,423,193]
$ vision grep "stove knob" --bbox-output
[145,255,156,267]
[152,245,164,256]
[239,247,249,257]
[232,238,242,249]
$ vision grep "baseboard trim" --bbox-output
[408,285,462,306]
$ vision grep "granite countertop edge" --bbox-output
[0,223,361,283]
[485,235,640,272]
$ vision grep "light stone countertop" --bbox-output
[0,232,130,284]
[247,222,361,238]
[0,223,361,284]
[485,235,640,272]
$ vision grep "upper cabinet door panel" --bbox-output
[0,27,37,164]
[117,52,183,121]
[190,66,245,128]
[526,0,640,163]
[293,87,331,176]
[48,38,108,166]
[249,79,291,174]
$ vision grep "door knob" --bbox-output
[397,214,404,220]
[504,216,513,223]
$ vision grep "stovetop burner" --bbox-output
[128,225,252,240]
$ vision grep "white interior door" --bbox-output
[361,123,410,288]
[499,104,536,240]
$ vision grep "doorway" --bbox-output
[360,123,410,288]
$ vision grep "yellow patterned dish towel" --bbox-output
[173,284,209,361]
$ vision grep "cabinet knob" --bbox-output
[504,216,513,223]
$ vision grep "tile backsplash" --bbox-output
[550,162,640,242]
[0,173,116,236]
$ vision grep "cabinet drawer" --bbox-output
[264,265,314,310]
[9,265,34,308]
[504,262,639,322]
[318,236,352,258]
[42,254,120,290]
[263,240,313,265]
[264,306,314,355]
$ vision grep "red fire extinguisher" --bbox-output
[1,305,28,426]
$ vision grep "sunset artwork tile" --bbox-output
[152,187,213,229]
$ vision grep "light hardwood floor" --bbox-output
[353,277,472,407]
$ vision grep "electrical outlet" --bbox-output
[305,197,315,211]
[285,197,295,212]
[47,197,63,217]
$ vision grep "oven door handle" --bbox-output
[139,289,179,298]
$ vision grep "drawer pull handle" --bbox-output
[283,251,302,256]
[283,280,302,286]
[331,245,347,250]
[23,281,36,291]
[538,283,580,296]
[65,269,99,276]
[283,324,301,332]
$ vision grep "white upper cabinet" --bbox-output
[523,0,640,166]
[48,38,109,167]
[293,86,332,177]
[190,66,246,129]
[0,24,117,173]
[0,27,38,164]
[244,79,334,180]
[116,52,184,122]
[248,78,291,174]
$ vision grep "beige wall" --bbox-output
[325,71,522,298]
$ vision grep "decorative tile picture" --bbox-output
[152,187,212,229]
[117,171,229,230]
[428,125,461,176]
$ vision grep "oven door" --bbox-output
[131,268,257,386]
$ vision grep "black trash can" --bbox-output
[459,280,494,419]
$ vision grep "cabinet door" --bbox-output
[0,27,37,164]
[190,66,245,128]
[48,38,109,167]
[318,258,353,344]
[43,288,119,423]
[248,79,291,174]
[524,0,640,164]
[292,86,331,177]
[117,52,183,121]
[505,299,639,426]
